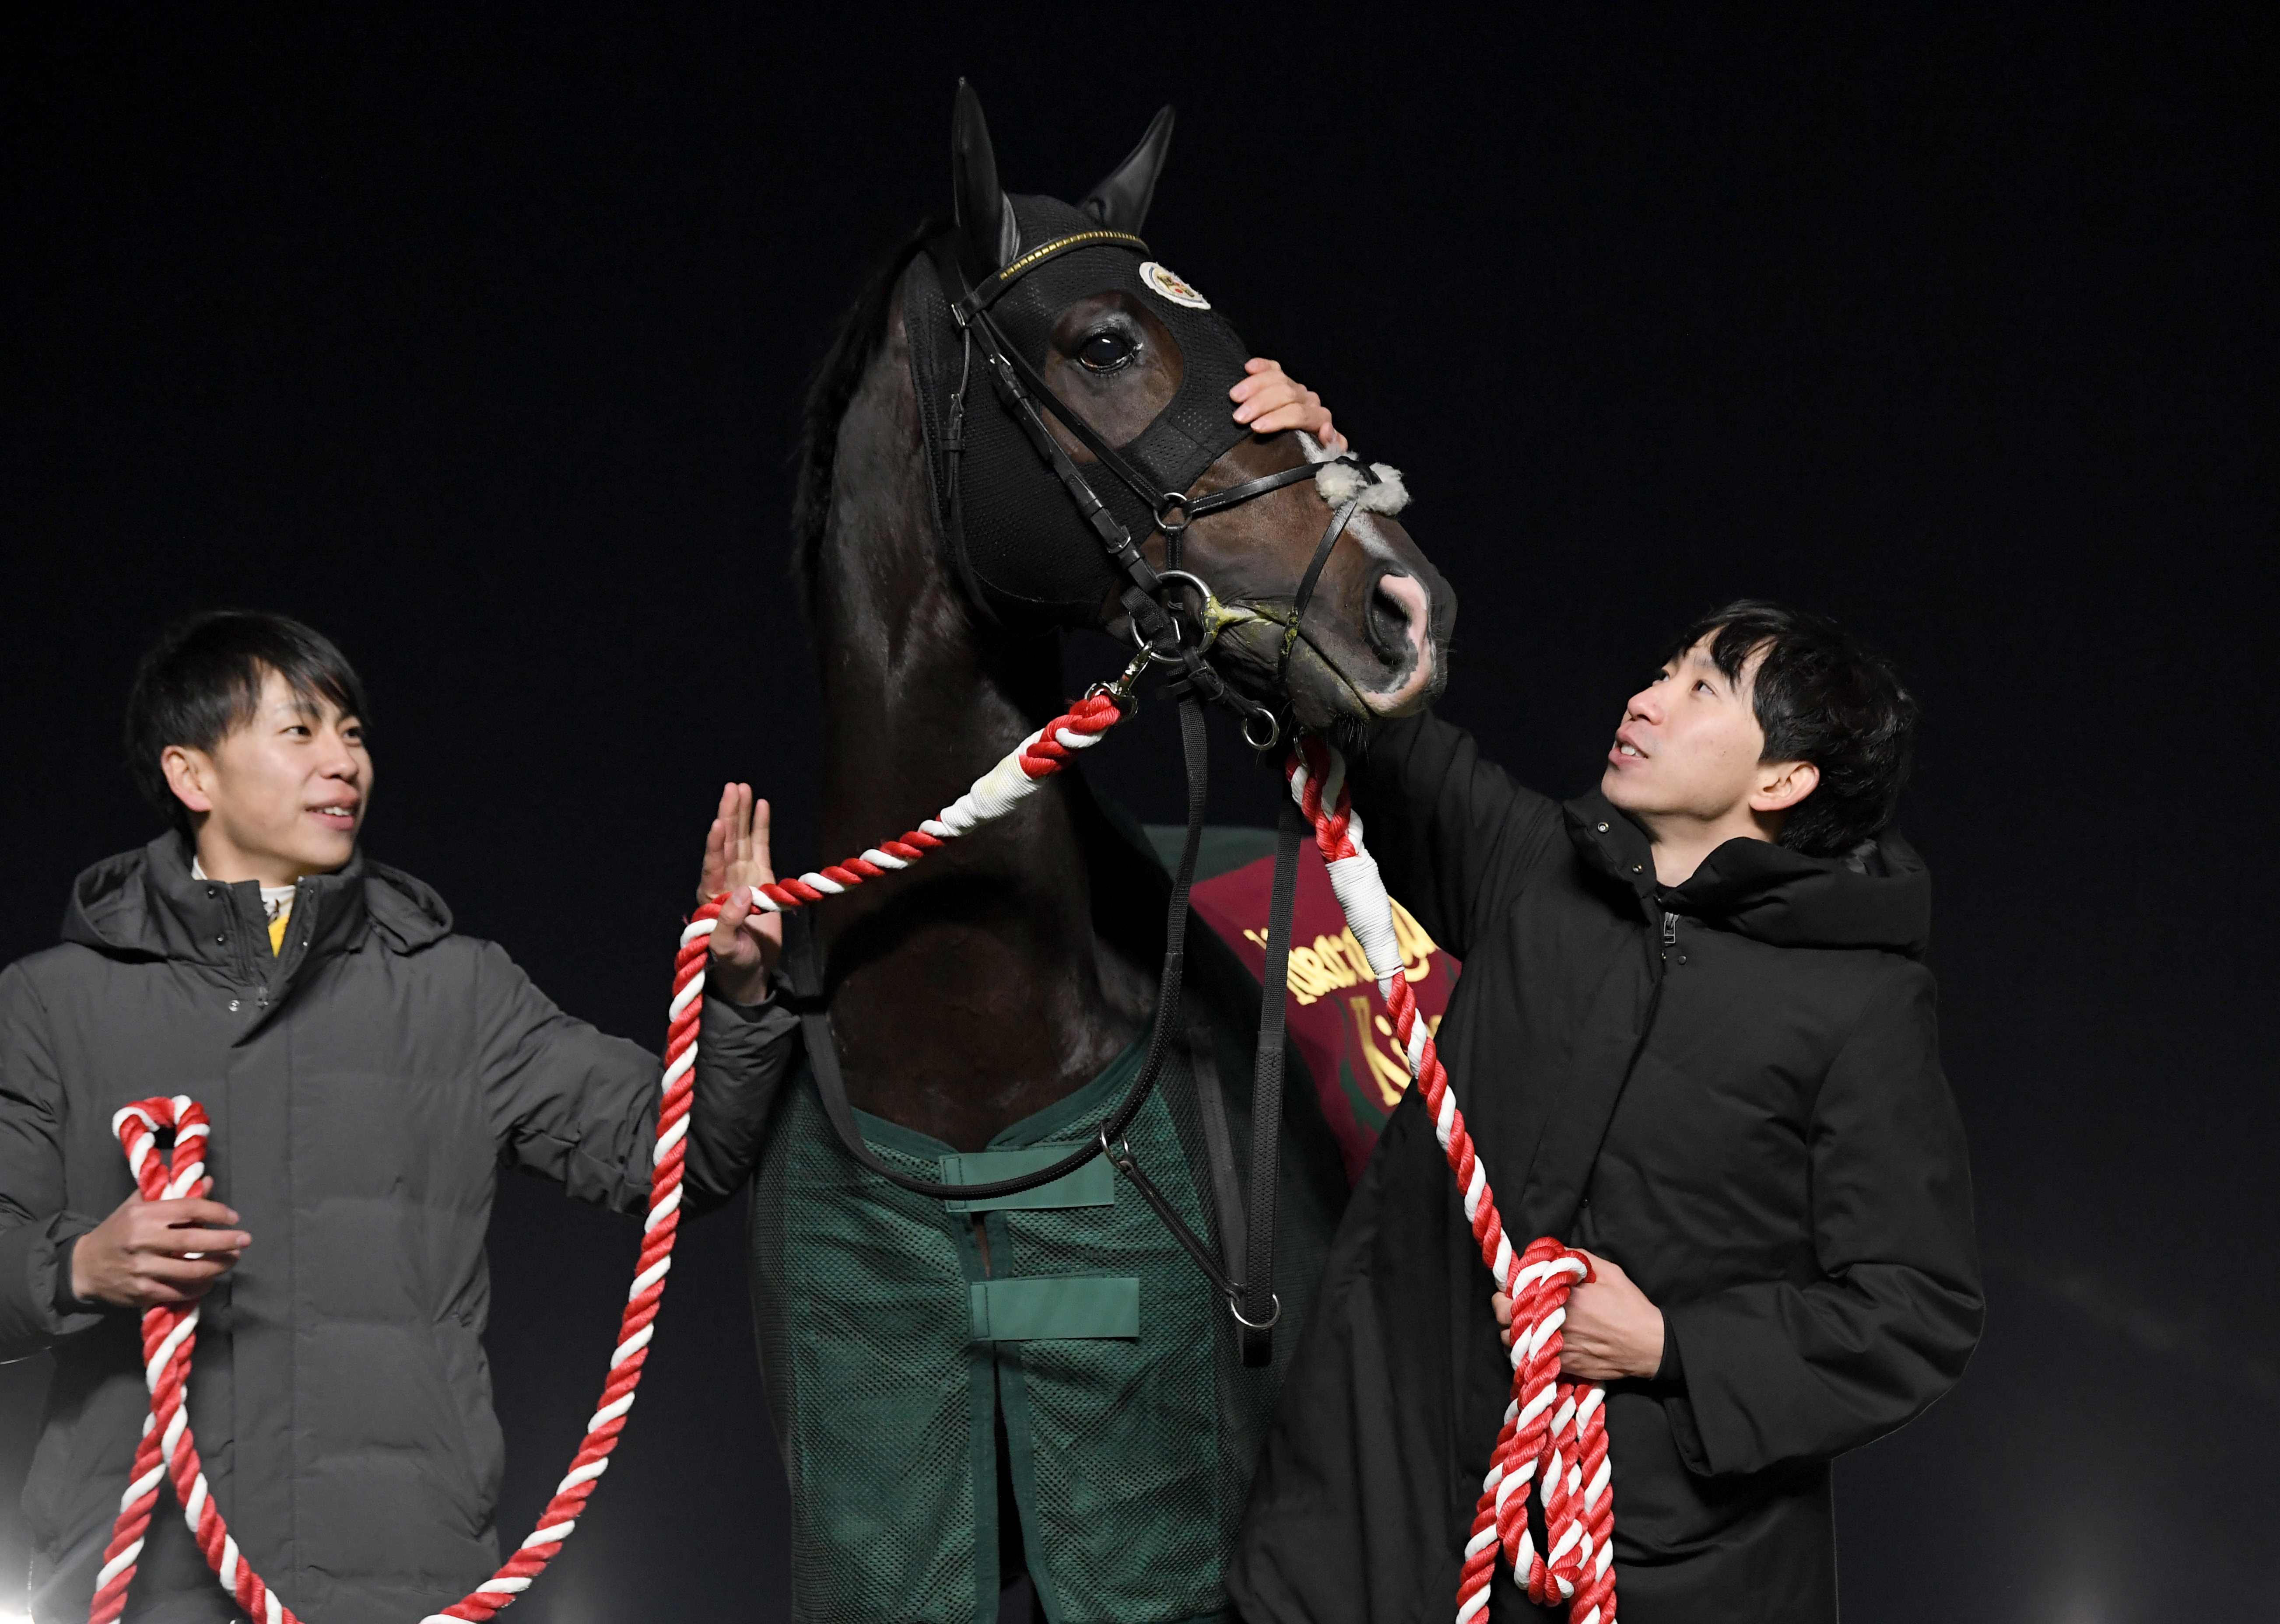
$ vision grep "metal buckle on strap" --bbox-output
[1153,569,1225,648]
[1138,570,1287,751]
[1228,1291,1282,1331]
[1124,616,1189,668]
[1086,646,1155,711]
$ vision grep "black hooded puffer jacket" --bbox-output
[1233,711,1982,1624]
[0,834,794,1624]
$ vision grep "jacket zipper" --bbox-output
[1579,903,1675,1233]
[229,891,256,991]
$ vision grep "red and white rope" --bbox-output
[90,897,722,1624]
[744,690,1124,914]
[1286,739,1618,1624]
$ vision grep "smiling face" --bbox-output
[161,668,371,885]
[1601,635,1817,842]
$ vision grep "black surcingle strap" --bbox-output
[1094,770,1302,1366]
[1235,798,1304,1363]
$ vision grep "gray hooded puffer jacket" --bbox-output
[0,835,796,1624]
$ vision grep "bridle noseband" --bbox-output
[942,228,1386,749]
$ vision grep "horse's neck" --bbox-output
[805,303,1152,1150]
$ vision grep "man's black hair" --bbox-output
[1666,599,1917,857]
[125,611,370,835]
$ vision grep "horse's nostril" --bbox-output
[1367,575,1414,663]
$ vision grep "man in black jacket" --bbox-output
[0,612,799,1624]
[1231,601,1982,1624]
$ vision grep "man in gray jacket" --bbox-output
[0,611,797,1624]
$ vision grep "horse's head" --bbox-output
[902,83,1456,736]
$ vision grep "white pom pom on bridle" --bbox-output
[1299,431,1411,517]
[1314,457,1410,516]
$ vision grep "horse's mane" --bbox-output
[791,217,947,612]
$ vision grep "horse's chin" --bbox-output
[1203,623,1446,742]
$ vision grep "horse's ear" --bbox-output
[952,80,1019,276]
[1081,105,1175,233]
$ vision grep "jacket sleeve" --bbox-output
[0,964,106,1362]
[680,981,801,1211]
[474,941,800,1219]
[1345,710,1563,962]
[1659,965,1983,1475]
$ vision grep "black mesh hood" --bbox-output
[906,192,1254,630]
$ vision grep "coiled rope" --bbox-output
[87,689,1129,1624]
[1286,738,1617,1624]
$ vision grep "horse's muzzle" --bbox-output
[1360,568,1442,716]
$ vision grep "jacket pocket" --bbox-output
[430,1321,506,1531]
[24,1334,146,1558]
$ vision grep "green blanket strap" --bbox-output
[939,1145,1116,1213]
[948,1148,1138,1340]
[970,1276,1141,1341]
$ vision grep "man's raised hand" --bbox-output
[70,1180,249,1309]
[698,780,784,1006]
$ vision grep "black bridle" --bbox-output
[943,228,1385,745]
[793,228,1382,1364]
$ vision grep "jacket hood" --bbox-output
[61,833,454,961]
[1564,791,1931,956]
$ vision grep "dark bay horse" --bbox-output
[760,84,1456,1622]
[795,98,1454,1148]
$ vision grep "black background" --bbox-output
[4,7,2273,1620]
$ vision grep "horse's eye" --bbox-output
[1078,331,1135,372]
